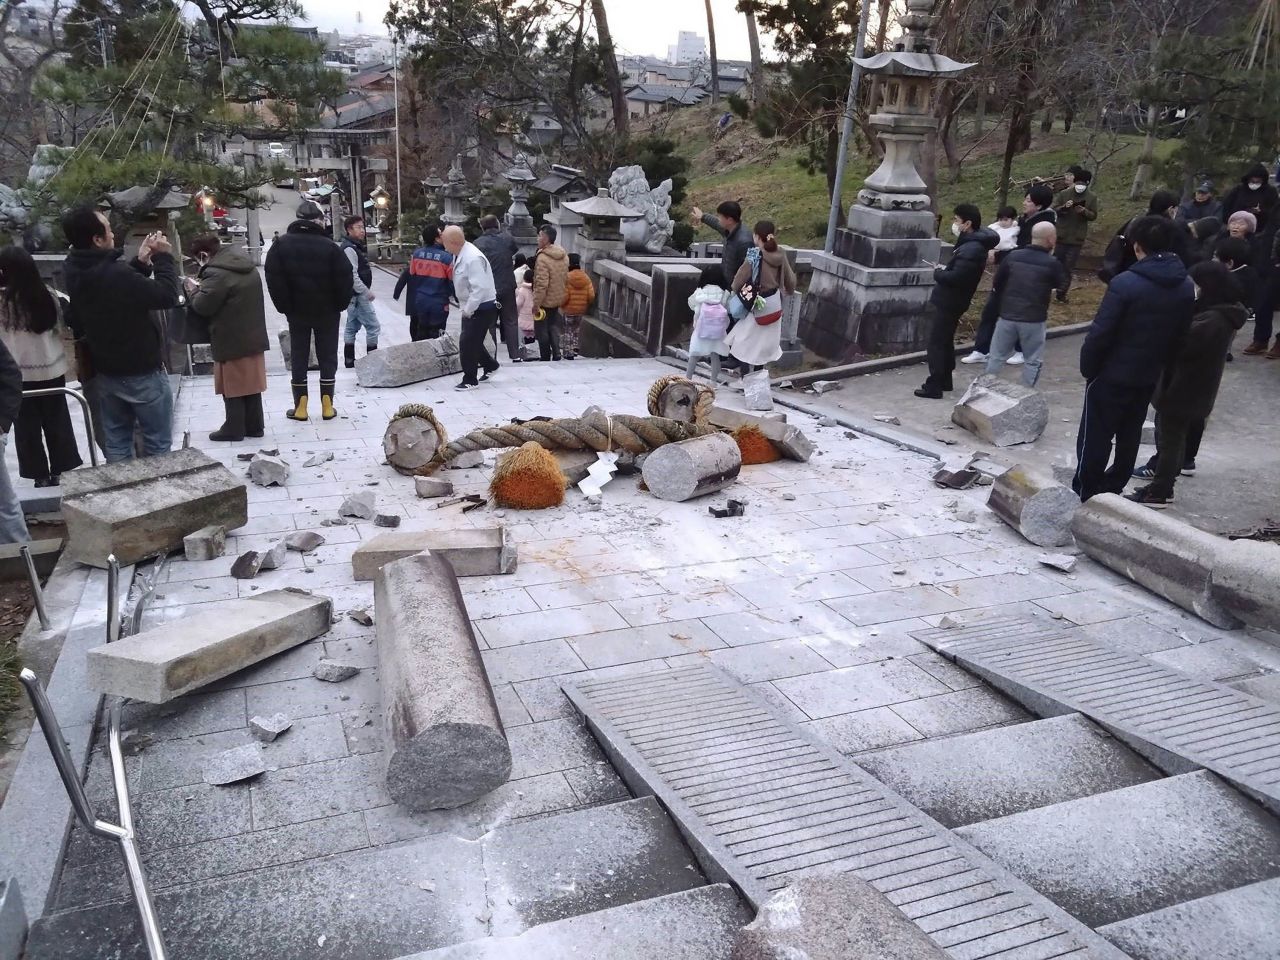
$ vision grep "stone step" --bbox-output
[1097,877,1280,960]
[956,771,1280,929]
[393,885,750,960]
[856,714,1163,827]
[26,797,706,960]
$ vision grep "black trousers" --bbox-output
[288,315,339,384]
[1148,413,1196,498]
[496,293,521,359]
[411,304,449,342]
[15,375,83,479]
[1055,243,1083,297]
[1073,379,1153,501]
[1144,413,1205,471]
[923,304,961,391]
[460,305,500,384]
[536,308,563,361]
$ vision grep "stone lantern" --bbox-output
[439,155,470,226]
[563,188,641,281]
[503,153,539,255]
[534,164,594,257]
[799,0,973,360]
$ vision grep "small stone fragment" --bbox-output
[248,454,290,487]
[183,525,226,562]
[414,476,455,499]
[304,451,335,468]
[818,416,839,427]
[285,531,325,552]
[236,452,255,462]
[313,659,360,682]
[1037,553,1078,573]
[259,448,280,457]
[781,493,796,501]
[249,713,292,742]
[374,513,402,528]
[873,414,901,425]
[230,550,264,580]
[258,540,287,571]
[203,744,266,785]
[448,450,485,469]
[339,491,377,520]
[951,505,978,523]
[811,380,842,394]
[349,608,374,626]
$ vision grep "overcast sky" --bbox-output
[298,0,768,62]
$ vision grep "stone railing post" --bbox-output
[647,264,702,357]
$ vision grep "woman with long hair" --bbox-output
[0,244,82,487]
[185,234,270,442]
[724,220,797,371]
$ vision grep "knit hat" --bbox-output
[1228,210,1258,234]
[296,200,324,221]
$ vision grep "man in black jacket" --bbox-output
[692,200,754,291]
[340,215,378,369]
[915,204,998,399]
[985,222,1069,387]
[962,184,1057,364]
[473,215,522,361]
[0,336,29,543]
[1072,216,1194,501]
[61,206,180,462]
[265,201,354,421]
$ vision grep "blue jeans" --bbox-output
[0,434,29,544]
[343,295,380,347]
[96,370,173,463]
[986,318,1047,387]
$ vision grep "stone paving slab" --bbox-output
[564,665,1130,960]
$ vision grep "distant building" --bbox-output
[625,83,709,119]
[666,31,706,65]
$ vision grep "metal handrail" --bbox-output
[19,544,50,630]
[21,386,100,467]
[17,554,168,958]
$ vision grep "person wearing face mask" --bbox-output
[915,204,998,399]
[1052,166,1098,302]
[1222,163,1279,233]
[185,234,270,442]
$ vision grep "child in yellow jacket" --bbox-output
[561,253,595,360]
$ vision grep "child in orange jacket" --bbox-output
[561,253,595,360]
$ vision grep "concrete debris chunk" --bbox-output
[248,713,292,742]
[86,589,332,703]
[952,374,1048,446]
[247,454,289,487]
[642,433,742,502]
[987,465,1080,548]
[708,407,814,462]
[230,551,264,580]
[374,514,402,528]
[819,416,839,427]
[1037,553,1078,573]
[811,380,842,394]
[873,413,901,425]
[355,334,461,387]
[60,448,247,568]
[303,451,335,468]
[553,451,598,486]
[376,552,512,810]
[203,744,266,786]
[257,540,287,571]
[339,491,377,520]
[312,659,360,682]
[414,476,454,499]
[285,531,325,552]
[709,499,746,519]
[348,608,374,626]
[742,370,774,411]
[183,525,226,562]
[352,528,516,580]
[448,450,485,470]
[932,461,980,490]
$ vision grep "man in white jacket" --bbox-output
[441,226,500,390]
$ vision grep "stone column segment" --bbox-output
[987,465,1080,548]
[641,433,742,502]
[352,528,516,581]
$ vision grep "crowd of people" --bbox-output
[916,160,1279,508]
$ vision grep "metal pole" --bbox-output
[823,0,877,254]
[392,36,404,247]
[107,554,121,644]
[22,387,99,466]
[20,545,51,630]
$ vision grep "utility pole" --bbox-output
[823,0,877,254]
[392,36,404,248]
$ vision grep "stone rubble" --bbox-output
[248,713,292,742]
[202,744,266,786]
[284,531,325,552]
[247,454,290,487]
[339,491,378,520]
[303,451,335,468]
[952,374,1049,446]
[414,476,455,499]
[312,659,361,682]
[183,525,226,562]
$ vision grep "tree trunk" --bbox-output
[1130,103,1159,200]
[874,0,892,51]
[745,10,764,105]
[974,84,986,136]
[590,0,629,137]
[825,123,844,226]
[704,0,719,104]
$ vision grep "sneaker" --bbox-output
[1131,464,1156,480]
[479,370,498,383]
[1007,352,1026,366]
[565,353,577,360]
[1181,460,1196,477]
[1126,486,1172,509]
[960,351,987,364]
[1243,341,1268,356]
[455,381,477,391]
[512,357,524,363]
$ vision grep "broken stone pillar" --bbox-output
[86,588,333,702]
[708,407,815,462]
[61,448,248,568]
[952,374,1049,447]
[384,414,443,475]
[356,334,461,387]
[277,328,319,371]
[987,465,1080,547]
[651,378,711,424]
[1210,539,1280,632]
[183,525,226,561]
[376,551,512,810]
[732,874,947,960]
[352,528,516,581]
[642,433,742,502]
[1071,494,1239,629]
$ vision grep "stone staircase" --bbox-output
[24,797,749,960]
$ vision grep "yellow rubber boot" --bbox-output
[285,384,309,421]
[320,381,337,421]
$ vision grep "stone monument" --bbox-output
[608,165,674,254]
[534,163,594,257]
[438,155,469,226]
[799,0,973,361]
[502,153,539,256]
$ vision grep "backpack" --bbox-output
[1098,217,1137,284]
[696,300,730,340]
